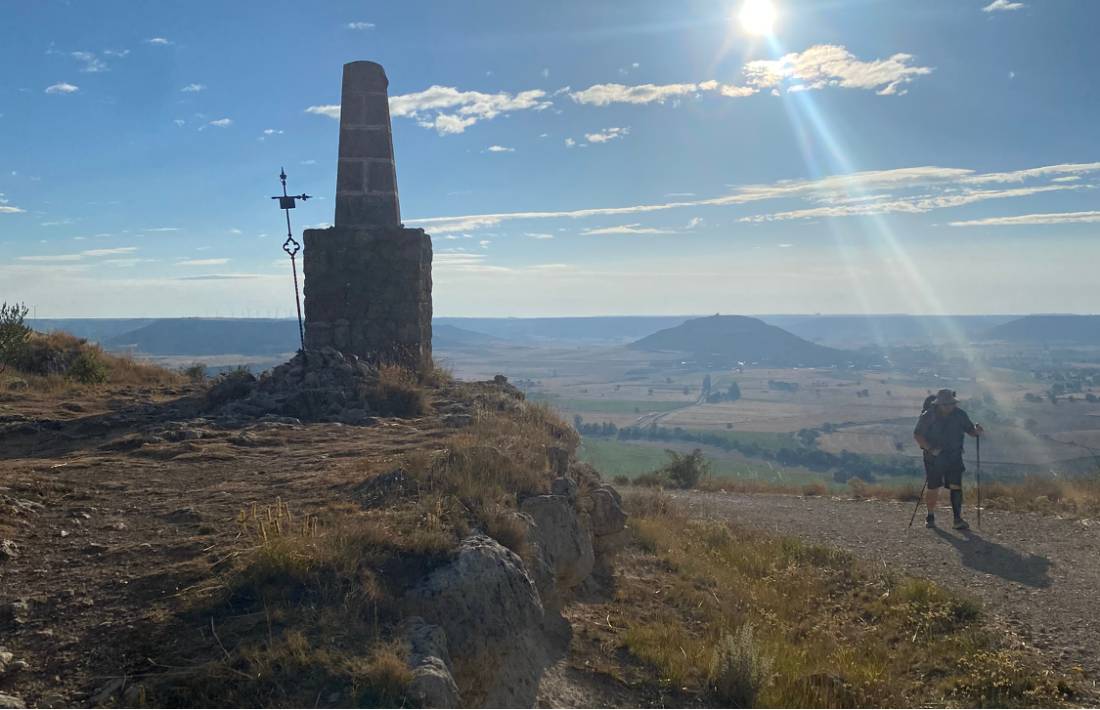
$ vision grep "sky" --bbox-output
[1,0,1098,318]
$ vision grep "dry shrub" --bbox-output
[801,481,828,497]
[5,330,180,387]
[708,625,773,708]
[368,364,430,417]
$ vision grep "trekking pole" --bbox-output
[908,481,927,529]
[976,435,982,529]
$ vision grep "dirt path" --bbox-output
[668,489,1100,700]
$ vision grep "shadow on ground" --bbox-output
[933,527,1052,588]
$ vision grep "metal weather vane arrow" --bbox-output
[271,167,311,351]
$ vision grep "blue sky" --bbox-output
[1,0,1098,318]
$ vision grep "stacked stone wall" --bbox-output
[303,225,432,369]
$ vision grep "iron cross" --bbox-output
[271,168,311,350]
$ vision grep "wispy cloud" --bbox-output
[486,145,514,153]
[145,37,172,46]
[581,223,675,236]
[177,258,229,266]
[585,126,630,144]
[181,83,206,92]
[71,51,108,73]
[207,118,233,128]
[983,0,1025,11]
[949,211,1100,227]
[525,232,554,239]
[45,82,79,94]
[406,161,1100,233]
[346,21,375,30]
[0,195,25,214]
[18,246,137,262]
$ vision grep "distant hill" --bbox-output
[984,315,1100,344]
[433,324,499,349]
[761,315,1017,348]
[102,318,497,357]
[29,319,156,342]
[106,319,300,356]
[628,315,855,366]
[434,316,691,344]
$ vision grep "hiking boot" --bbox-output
[953,518,970,530]
[925,514,936,528]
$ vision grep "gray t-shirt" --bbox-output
[914,407,976,455]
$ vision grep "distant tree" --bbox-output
[727,382,741,402]
[726,422,733,430]
[661,448,710,489]
[682,385,691,396]
[573,414,583,429]
[648,388,654,396]
[0,302,31,373]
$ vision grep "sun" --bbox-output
[738,0,778,36]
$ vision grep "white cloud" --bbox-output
[0,205,26,214]
[71,51,108,73]
[960,162,1100,184]
[581,223,676,236]
[81,247,137,257]
[585,126,629,144]
[181,83,206,92]
[541,68,550,78]
[45,82,79,94]
[406,161,1100,233]
[949,211,1100,227]
[305,104,341,119]
[778,243,793,248]
[479,239,492,248]
[525,232,554,239]
[103,49,130,58]
[739,184,1085,222]
[389,85,552,135]
[173,119,186,127]
[686,217,703,229]
[145,227,181,232]
[570,81,708,106]
[346,21,375,30]
[564,138,577,148]
[177,258,229,266]
[743,44,932,96]
[228,228,243,235]
[207,118,233,128]
[983,0,1025,11]
[145,37,172,45]
[263,128,283,135]
[487,145,514,152]
[17,246,137,262]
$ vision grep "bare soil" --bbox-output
[0,383,461,707]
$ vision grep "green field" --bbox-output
[578,438,822,485]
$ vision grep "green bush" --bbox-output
[662,448,710,489]
[0,302,31,371]
[68,350,108,384]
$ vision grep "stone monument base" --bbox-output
[303,226,432,371]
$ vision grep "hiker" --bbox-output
[913,389,984,529]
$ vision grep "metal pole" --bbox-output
[976,435,982,529]
[271,168,310,352]
[909,481,927,529]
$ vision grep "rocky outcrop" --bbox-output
[208,348,379,423]
[400,618,461,708]
[406,535,550,707]
[521,494,594,594]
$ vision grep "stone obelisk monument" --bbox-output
[303,61,432,371]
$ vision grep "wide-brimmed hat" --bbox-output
[934,388,959,405]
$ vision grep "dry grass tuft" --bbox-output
[367,364,431,417]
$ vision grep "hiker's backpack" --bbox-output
[921,394,936,415]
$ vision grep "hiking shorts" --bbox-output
[924,453,964,490]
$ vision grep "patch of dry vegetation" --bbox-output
[612,490,1077,707]
[142,384,575,706]
[2,330,180,391]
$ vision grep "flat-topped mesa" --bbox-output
[335,61,401,228]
